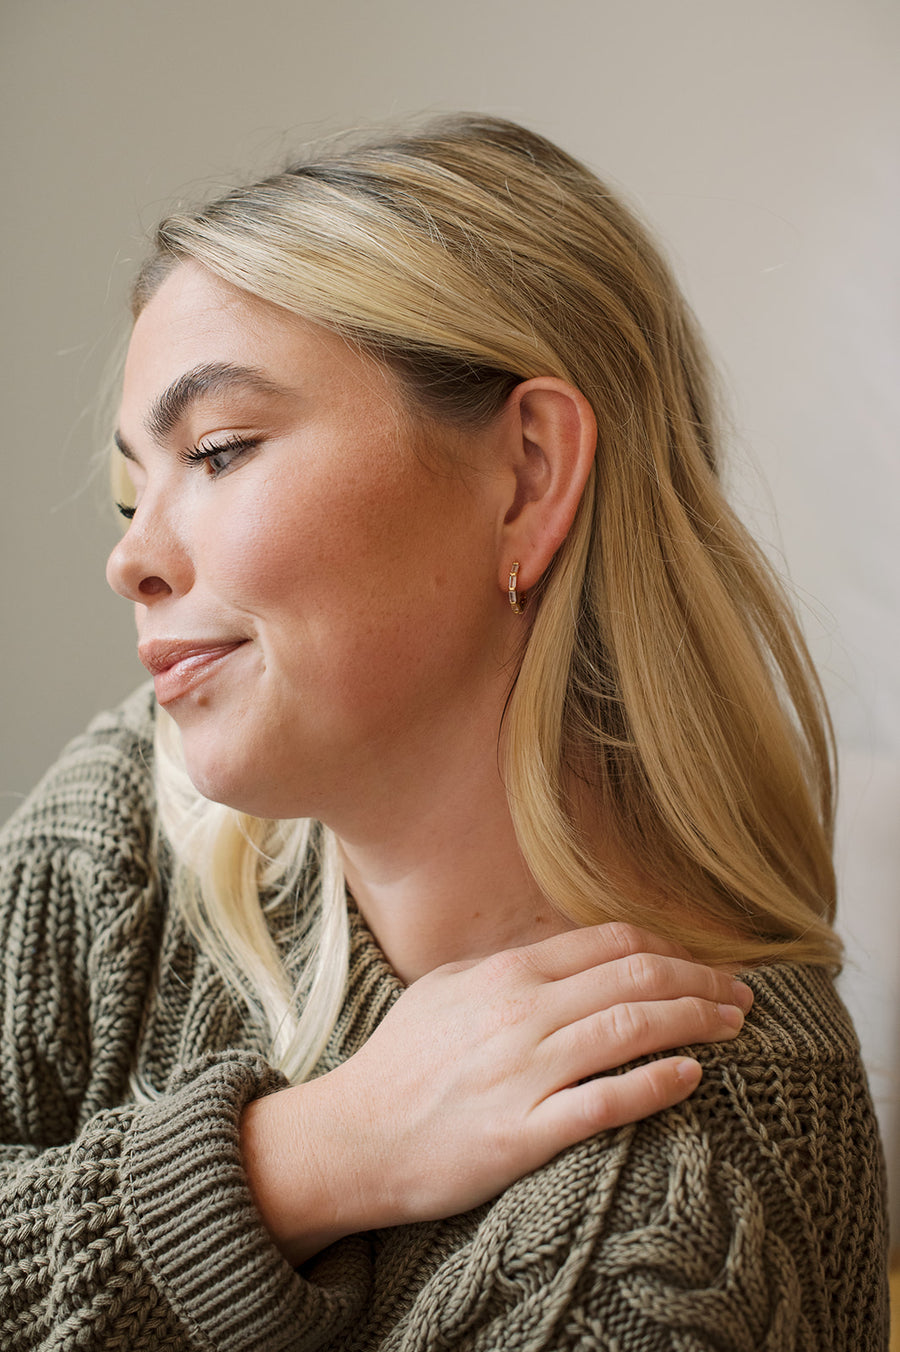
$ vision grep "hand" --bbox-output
[241,922,752,1263]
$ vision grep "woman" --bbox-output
[0,115,888,1349]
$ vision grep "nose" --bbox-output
[106,503,193,604]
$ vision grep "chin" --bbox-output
[172,705,336,821]
[184,762,248,812]
[177,734,261,815]
[179,746,305,821]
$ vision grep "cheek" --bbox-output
[227,450,441,604]
[201,469,423,666]
[195,439,496,709]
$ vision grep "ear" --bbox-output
[497,377,596,596]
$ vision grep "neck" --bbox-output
[334,742,576,986]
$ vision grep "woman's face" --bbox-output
[107,263,519,821]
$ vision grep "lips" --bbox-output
[138,638,248,704]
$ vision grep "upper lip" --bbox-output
[138,638,247,676]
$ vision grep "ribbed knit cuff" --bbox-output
[123,1051,369,1352]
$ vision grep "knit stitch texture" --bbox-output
[0,687,890,1350]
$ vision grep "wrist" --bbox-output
[240,1071,386,1265]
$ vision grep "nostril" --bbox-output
[105,516,186,603]
[138,576,172,597]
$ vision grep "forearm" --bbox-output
[1,1053,331,1352]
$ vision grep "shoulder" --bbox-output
[683,962,882,1216]
[0,683,162,951]
[535,964,889,1346]
[392,964,888,1350]
[1,682,157,852]
[0,686,169,1137]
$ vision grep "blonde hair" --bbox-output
[120,114,840,1081]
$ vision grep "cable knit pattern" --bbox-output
[0,687,889,1350]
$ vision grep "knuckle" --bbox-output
[641,1064,678,1114]
[578,1081,615,1135]
[485,1109,532,1176]
[623,951,666,992]
[624,1065,662,1116]
[433,957,473,977]
[598,921,644,956]
[606,1001,647,1045]
[480,945,540,990]
[685,995,719,1026]
[585,1070,642,1133]
[467,950,546,1035]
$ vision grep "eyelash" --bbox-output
[115,435,259,519]
[179,434,260,476]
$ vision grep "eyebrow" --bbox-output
[114,361,292,461]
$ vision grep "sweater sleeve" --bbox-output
[0,692,368,1352]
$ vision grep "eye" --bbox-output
[116,502,137,520]
[180,434,260,478]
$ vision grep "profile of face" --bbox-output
[107,264,526,824]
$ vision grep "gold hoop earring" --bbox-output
[508,562,527,614]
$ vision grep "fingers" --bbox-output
[539,994,745,1091]
[509,922,696,983]
[532,1055,703,1154]
[540,952,753,1034]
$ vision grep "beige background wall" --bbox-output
[2,0,897,1231]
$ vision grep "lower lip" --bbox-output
[152,642,248,705]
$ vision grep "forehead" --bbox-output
[121,262,394,419]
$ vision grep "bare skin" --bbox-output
[241,924,752,1265]
[108,264,753,1267]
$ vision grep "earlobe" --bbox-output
[498,378,596,597]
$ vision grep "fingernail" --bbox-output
[730,979,754,1012]
[675,1057,702,1086]
[717,1002,745,1029]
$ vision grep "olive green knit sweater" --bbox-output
[0,688,889,1350]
